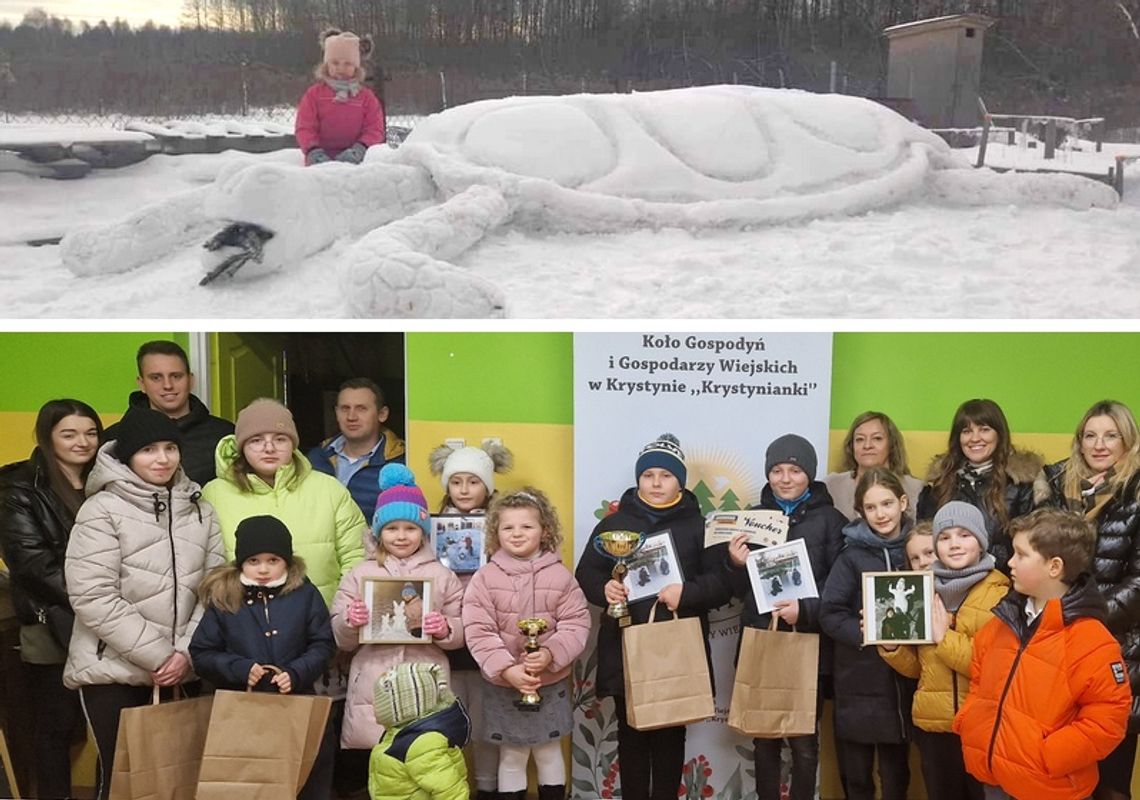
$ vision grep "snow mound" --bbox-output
[927,167,1119,210]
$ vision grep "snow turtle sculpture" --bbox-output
[60,85,980,317]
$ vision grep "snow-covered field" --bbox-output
[1,87,1138,319]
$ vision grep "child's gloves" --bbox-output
[346,599,369,627]
[421,611,450,639]
[308,148,331,164]
[335,142,368,164]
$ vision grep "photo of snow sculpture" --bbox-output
[42,84,1125,319]
[622,530,684,604]
[360,577,433,644]
[430,515,485,574]
[745,538,819,616]
[861,571,933,646]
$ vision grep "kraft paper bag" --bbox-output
[727,617,819,738]
[195,683,332,800]
[622,602,715,731]
[108,686,212,800]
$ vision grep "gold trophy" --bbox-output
[515,618,549,711]
[593,530,646,627]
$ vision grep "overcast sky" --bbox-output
[0,0,183,28]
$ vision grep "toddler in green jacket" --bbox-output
[370,662,471,800]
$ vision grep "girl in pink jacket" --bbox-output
[462,487,590,800]
[295,28,386,165]
[331,464,464,755]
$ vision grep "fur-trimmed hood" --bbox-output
[924,448,1052,505]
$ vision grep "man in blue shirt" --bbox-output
[307,378,406,521]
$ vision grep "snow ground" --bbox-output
[1,87,1138,319]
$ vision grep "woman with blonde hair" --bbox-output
[825,411,923,520]
[1045,399,1140,800]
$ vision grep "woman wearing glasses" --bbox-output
[1045,400,1140,800]
[201,398,367,607]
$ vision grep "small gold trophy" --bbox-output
[593,530,646,627]
[515,618,549,711]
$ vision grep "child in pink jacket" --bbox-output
[462,487,590,800]
[295,28,386,165]
[331,464,464,754]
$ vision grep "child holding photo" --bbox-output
[879,502,1009,800]
[462,488,590,800]
[819,468,916,800]
[725,434,845,800]
[330,465,465,765]
[575,433,733,800]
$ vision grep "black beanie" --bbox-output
[114,408,183,465]
[765,434,818,481]
[234,515,293,565]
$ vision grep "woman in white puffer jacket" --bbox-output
[63,408,226,800]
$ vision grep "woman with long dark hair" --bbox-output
[0,399,102,799]
[917,398,1049,569]
[1045,400,1140,800]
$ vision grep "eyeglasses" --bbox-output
[246,434,294,451]
[1082,432,1123,447]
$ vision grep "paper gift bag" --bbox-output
[727,617,819,738]
[195,677,332,800]
[622,602,715,730]
[108,686,213,800]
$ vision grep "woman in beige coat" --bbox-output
[63,408,225,800]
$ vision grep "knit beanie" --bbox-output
[765,434,818,481]
[234,515,293,565]
[235,399,299,451]
[374,662,455,728]
[373,463,431,536]
[114,408,183,465]
[932,500,990,553]
[441,446,496,494]
[323,32,362,68]
[635,433,687,486]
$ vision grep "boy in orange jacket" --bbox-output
[953,508,1130,800]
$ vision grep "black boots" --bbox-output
[537,786,566,800]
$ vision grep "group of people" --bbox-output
[1,339,1139,800]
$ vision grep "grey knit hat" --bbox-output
[932,500,990,552]
[765,434,818,481]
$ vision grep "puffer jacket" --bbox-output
[819,518,915,744]
[189,562,335,694]
[368,700,470,800]
[462,549,590,688]
[201,435,367,607]
[307,427,407,523]
[917,449,1051,571]
[574,487,734,699]
[881,569,1010,732]
[1045,462,1140,733]
[63,441,226,689]
[104,392,233,486]
[0,450,80,648]
[330,546,465,749]
[953,574,1130,800]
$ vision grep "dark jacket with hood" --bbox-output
[189,560,335,694]
[104,392,233,486]
[819,517,916,744]
[575,487,734,699]
[0,449,80,648]
[307,427,407,522]
[917,449,1050,572]
[1045,461,1140,733]
[727,482,845,676]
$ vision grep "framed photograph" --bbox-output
[862,571,934,646]
[622,529,685,604]
[745,538,819,615]
[430,514,486,574]
[359,576,434,644]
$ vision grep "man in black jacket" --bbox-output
[103,340,233,485]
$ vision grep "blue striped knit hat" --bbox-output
[635,432,687,486]
[373,662,455,727]
[372,463,431,536]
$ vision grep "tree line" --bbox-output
[1,0,1137,123]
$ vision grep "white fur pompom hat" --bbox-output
[428,441,513,494]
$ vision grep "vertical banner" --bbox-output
[571,332,833,800]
